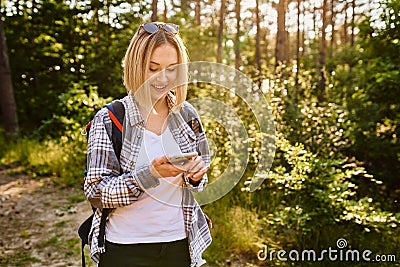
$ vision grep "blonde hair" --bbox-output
[123,23,188,112]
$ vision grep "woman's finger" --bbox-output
[187,156,205,173]
[150,155,181,178]
[189,168,209,182]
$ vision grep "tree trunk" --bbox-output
[0,13,19,137]
[255,0,261,78]
[163,0,168,22]
[330,0,336,57]
[234,0,241,69]
[295,0,301,104]
[217,0,226,63]
[275,0,288,65]
[318,0,327,102]
[285,29,290,62]
[343,0,348,45]
[195,0,201,26]
[301,7,306,56]
[151,0,158,22]
[313,2,317,39]
[350,0,355,46]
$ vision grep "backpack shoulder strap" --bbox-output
[180,102,203,135]
[100,101,124,254]
[107,100,125,129]
[105,100,125,161]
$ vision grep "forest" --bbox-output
[0,0,399,266]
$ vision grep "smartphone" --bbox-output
[169,152,198,164]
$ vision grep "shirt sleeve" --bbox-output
[83,108,159,209]
[182,105,210,193]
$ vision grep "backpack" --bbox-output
[78,100,124,267]
[77,100,212,267]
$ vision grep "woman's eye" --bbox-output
[150,68,158,72]
[166,67,176,72]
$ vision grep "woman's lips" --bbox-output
[153,84,167,90]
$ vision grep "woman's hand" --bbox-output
[149,155,208,182]
[184,155,208,182]
[149,155,184,178]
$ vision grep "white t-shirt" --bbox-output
[106,127,186,244]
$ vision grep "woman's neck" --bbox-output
[152,97,169,114]
[141,96,170,135]
[138,96,169,118]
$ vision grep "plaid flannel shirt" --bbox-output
[84,93,212,267]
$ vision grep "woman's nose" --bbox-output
[155,70,168,82]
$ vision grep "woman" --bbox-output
[84,22,212,267]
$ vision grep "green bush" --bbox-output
[36,81,112,140]
[244,134,399,254]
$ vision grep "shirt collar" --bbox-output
[166,92,176,111]
[125,92,177,127]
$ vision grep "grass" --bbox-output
[54,220,68,228]
[68,192,87,203]
[202,191,270,266]
[19,231,31,238]
[41,234,62,247]
[0,251,41,266]
[37,221,46,228]
[66,238,80,256]
[38,234,83,261]
[0,137,86,186]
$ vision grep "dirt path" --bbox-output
[0,166,93,267]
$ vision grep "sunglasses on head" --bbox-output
[141,22,179,35]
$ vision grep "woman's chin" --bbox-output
[151,89,170,102]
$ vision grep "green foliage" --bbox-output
[37,80,112,139]
[3,0,144,131]
[270,89,353,158]
[0,80,110,185]
[243,134,399,256]
[181,24,219,62]
[329,0,400,186]
[4,0,87,130]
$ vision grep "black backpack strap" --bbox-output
[105,100,125,160]
[98,208,112,250]
[81,240,86,267]
[180,103,203,135]
[78,213,94,267]
[97,101,124,254]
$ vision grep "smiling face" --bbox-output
[124,27,188,111]
[145,44,179,103]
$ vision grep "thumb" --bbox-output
[152,155,169,166]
